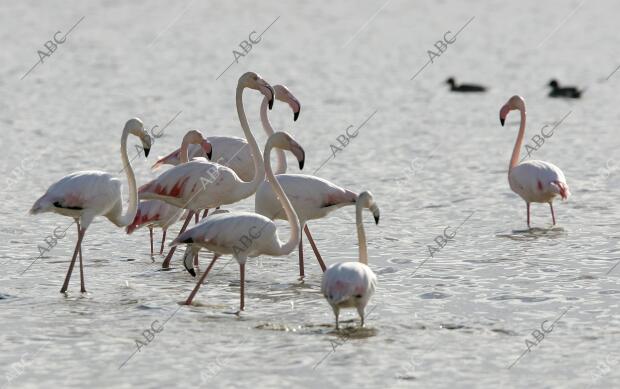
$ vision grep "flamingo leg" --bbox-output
[194,213,199,224]
[193,251,199,267]
[202,209,209,219]
[60,225,85,293]
[185,254,220,305]
[304,225,327,272]
[527,202,531,228]
[550,202,556,225]
[162,211,194,268]
[149,226,154,256]
[298,234,305,279]
[240,262,245,311]
[159,230,166,255]
[77,221,85,293]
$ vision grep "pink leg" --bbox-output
[194,213,199,224]
[159,230,166,255]
[193,252,199,267]
[77,221,86,293]
[202,209,209,219]
[527,202,531,228]
[240,262,245,311]
[298,233,305,279]
[304,225,327,272]
[149,226,154,256]
[185,254,220,305]
[60,225,85,293]
[550,202,556,225]
[162,211,194,268]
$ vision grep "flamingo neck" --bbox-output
[179,136,192,164]
[355,201,368,265]
[264,139,300,255]
[510,108,526,171]
[235,85,265,199]
[260,98,287,174]
[112,128,139,227]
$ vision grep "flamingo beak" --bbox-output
[500,117,505,126]
[202,141,213,160]
[290,141,305,170]
[183,246,196,277]
[294,110,300,122]
[259,83,275,110]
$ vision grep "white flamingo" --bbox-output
[126,200,186,255]
[255,175,357,277]
[151,85,300,179]
[321,191,379,329]
[139,72,274,268]
[30,118,152,293]
[499,95,570,228]
[172,131,305,311]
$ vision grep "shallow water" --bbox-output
[1,1,619,388]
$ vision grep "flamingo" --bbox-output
[321,191,379,329]
[151,84,300,179]
[254,173,357,278]
[29,118,152,293]
[499,95,570,228]
[139,72,275,269]
[125,200,186,256]
[172,131,305,311]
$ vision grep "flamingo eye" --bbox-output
[355,294,362,298]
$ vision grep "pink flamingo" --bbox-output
[321,191,379,329]
[30,118,152,293]
[254,174,357,278]
[172,131,305,311]
[151,84,300,179]
[139,72,274,269]
[499,95,570,228]
[125,200,186,256]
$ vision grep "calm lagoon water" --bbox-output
[1,1,619,388]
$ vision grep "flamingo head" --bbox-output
[445,77,456,86]
[274,85,301,121]
[268,132,305,170]
[125,118,151,157]
[357,191,380,225]
[548,79,559,88]
[499,95,526,126]
[182,130,213,160]
[239,72,275,109]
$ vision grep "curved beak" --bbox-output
[372,207,380,225]
[183,246,196,277]
[258,82,275,110]
[202,140,213,160]
[374,214,380,225]
[290,141,305,170]
[289,97,301,121]
[500,117,505,126]
[142,133,152,158]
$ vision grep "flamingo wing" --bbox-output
[510,160,570,202]
[30,171,120,216]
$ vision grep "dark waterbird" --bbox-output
[445,77,487,92]
[548,79,582,98]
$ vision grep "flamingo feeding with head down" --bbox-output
[172,131,305,311]
[254,171,357,278]
[30,118,152,293]
[321,191,379,329]
[151,84,300,179]
[126,200,186,256]
[139,72,275,269]
[499,95,570,228]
